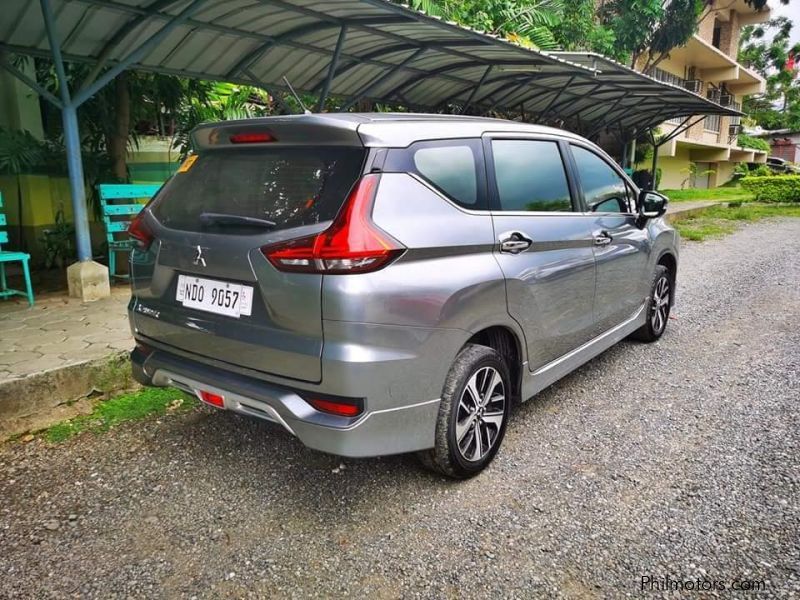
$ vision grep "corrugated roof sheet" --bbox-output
[1,0,739,133]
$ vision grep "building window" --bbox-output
[712,20,722,49]
[704,114,721,133]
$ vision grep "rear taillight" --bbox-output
[128,212,154,251]
[305,396,364,418]
[261,174,404,274]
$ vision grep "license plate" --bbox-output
[176,275,253,318]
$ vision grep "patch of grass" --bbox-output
[43,387,194,443]
[661,187,755,203]
[673,202,800,242]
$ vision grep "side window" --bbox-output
[384,139,485,209]
[571,145,633,213]
[491,140,573,212]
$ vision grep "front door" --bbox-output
[487,136,597,373]
[568,143,651,334]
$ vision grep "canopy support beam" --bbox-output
[317,25,347,112]
[460,65,492,114]
[340,46,426,111]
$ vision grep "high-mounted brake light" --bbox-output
[128,212,154,250]
[261,174,404,274]
[229,132,275,144]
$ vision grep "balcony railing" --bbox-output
[650,67,685,88]
[684,79,704,94]
[730,102,741,125]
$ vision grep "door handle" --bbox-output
[499,231,533,254]
[594,231,613,246]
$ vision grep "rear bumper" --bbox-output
[131,346,441,457]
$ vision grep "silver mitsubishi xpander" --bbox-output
[128,113,678,478]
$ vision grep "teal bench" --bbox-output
[98,184,161,279]
[0,192,34,306]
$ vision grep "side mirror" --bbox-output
[638,190,669,219]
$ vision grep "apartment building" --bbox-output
[644,0,769,189]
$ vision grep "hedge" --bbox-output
[740,175,800,203]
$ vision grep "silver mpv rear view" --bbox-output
[128,113,678,478]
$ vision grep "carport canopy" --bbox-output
[1,0,740,266]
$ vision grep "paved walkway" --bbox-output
[0,286,132,382]
[666,200,720,214]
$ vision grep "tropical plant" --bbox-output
[0,127,46,250]
[739,15,800,131]
[171,82,273,159]
[39,208,76,268]
[408,0,564,50]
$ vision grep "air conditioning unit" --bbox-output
[719,93,734,107]
[684,79,703,94]
[729,123,742,137]
[706,89,721,103]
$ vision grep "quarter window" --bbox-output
[384,139,485,209]
[571,145,632,213]
[491,140,573,212]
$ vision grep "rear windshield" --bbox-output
[152,146,366,233]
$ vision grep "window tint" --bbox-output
[571,145,632,213]
[385,139,484,208]
[151,146,365,234]
[491,140,573,212]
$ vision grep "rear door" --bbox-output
[130,136,366,383]
[567,143,651,335]
[486,135,597,372]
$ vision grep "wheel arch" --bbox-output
[464,325,524,403]
[656,250,678,303]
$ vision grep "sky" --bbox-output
[771,1,800,46]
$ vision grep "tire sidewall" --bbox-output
[647,265,671,339]
[445,349,511,476]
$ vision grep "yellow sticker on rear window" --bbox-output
[178,155,198,173]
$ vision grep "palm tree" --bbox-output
[408,0,564,50]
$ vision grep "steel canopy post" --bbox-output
[40,0,93,262]
[61,105,92,260]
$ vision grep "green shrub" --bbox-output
[741,175,800,202]
[737,133,770,153]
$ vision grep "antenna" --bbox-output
[283,76,312,114]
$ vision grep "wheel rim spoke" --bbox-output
[651,276,670,332]
[482,410,504,428]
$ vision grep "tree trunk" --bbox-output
[108,72,130,181]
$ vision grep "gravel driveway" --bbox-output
[2,219,798,599]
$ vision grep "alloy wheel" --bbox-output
[651,275,670,334]
[455,366,506,462]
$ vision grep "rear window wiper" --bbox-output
[199,212,277,229]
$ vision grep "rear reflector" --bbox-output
[199,390,225,408]
[306,397,363,418]
[229,132,275,144]
[261,174,404,274]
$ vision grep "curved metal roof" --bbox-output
[1,0,739,134]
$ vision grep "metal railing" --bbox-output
[650,67,685,88]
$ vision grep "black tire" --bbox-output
[631,265,672,342]
[418,344,511,479]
